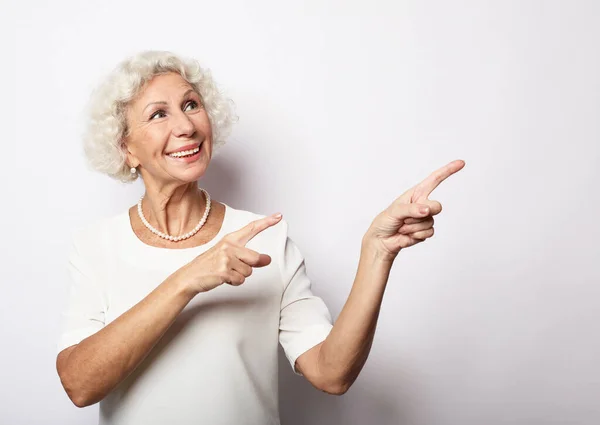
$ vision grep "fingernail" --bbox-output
[273,213,282,219]
[420,207,429,215]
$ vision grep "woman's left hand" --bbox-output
[363,159,466,262]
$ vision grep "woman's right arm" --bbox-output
[56,273,196,408]
[56,213,282,408]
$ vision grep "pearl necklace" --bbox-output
[137,188,211,242]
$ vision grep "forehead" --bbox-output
[134,72,195,103]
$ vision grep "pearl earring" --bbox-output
[130,167,137,174]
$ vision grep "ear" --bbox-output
[121,139,139,169]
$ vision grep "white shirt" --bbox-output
[57,202,334,425]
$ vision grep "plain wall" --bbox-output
[4,0,599,424]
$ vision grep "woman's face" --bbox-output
[123,72,213,186]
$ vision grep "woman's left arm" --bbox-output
[296,160,466,394]
[295,241,393,395]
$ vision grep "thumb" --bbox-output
[254,254,272,268]
[390,202,430,221]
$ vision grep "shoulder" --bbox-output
[68,212,124,258]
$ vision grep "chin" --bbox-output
[180,164,208,182]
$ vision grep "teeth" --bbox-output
[168,146,200,158]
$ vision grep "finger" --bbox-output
[389,203,432,221]
[398,218,434,235]
[236,247,272,268]
[410,227,435,240]
[232,257,253,277]
[403,200,442,224]
[386,232,423,250]
[411,160,465,201]
[225,270,247,286]
[403,217,427,225]
[229,213,283,246]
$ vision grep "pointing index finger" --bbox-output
[412,160,465,201]
[233,214,283,246]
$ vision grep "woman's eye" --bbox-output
[149,101,199,120]
[150,110,166,120]
[184,100,199,111]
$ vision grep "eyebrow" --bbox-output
[142,89,197,113]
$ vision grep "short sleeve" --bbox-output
[56,230,107,356]
[278,220,334,376]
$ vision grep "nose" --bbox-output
[171,109,195,138]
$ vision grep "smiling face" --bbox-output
[123,72,213,187]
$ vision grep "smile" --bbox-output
[165,143,203,163]
[167,146,200,158]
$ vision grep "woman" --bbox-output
[55,50,465,425]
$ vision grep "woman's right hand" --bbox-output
[173,213,283,294]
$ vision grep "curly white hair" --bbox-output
[82,50,237,183]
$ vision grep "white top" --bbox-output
[57,202,334,425]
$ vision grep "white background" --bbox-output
[5,0,600,424]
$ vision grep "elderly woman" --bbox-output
[55,50,464,424]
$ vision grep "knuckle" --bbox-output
[220,263,231,275]
[245,249,259,264]
[220,254,230,265]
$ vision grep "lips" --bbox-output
[165,142,201,155]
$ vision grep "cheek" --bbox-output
[128,134,168,165]
[204,122,213,137]
[196,110,213,134]
[142,127,170,149]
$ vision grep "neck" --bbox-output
[140,181,207,236]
